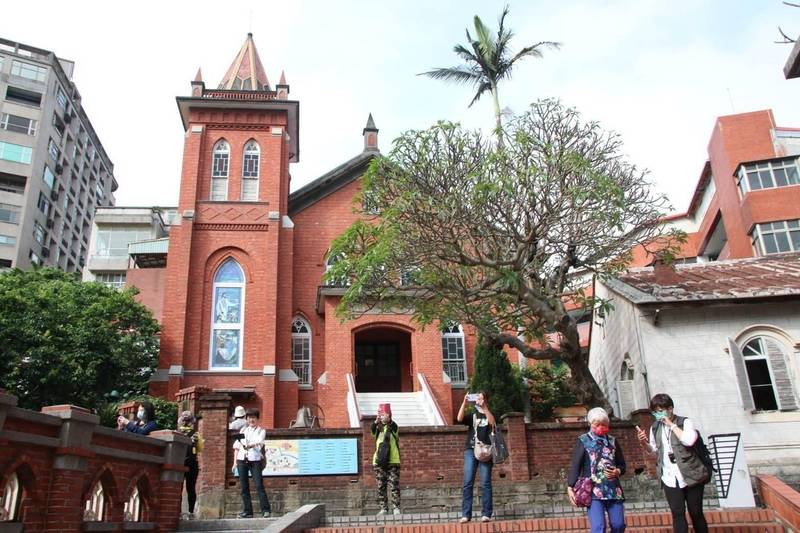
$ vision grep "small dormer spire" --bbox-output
[191,67,205,97]
[276,70,289,100]
[363,113,379,152]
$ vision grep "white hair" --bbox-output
[586,407,610,426]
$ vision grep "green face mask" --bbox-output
[652,410,668,421]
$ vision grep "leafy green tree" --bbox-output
[0,268,160,410]
[326,100,684,412]
[521,363,576,421]
[420,4,559,136]
[468,338,526,419]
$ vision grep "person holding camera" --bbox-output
[457,390,496,523]
[233,408,271,518]
[637,393,708,533]
[566,407,626,533]
[371,403,401,516]
[116,401,157,435]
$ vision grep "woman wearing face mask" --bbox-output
[637,394,708,533]
[457,390,496,523]
[567,407,626,533]
[371,403,401,516]
[116,401,158,435]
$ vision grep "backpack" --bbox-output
[375,426,396,467]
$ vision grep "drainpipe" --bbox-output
[634,306,653,403]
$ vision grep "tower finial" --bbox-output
[363,113,379,152]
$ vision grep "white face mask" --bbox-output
[137,409,146,421]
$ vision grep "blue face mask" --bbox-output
[652,410,668,421]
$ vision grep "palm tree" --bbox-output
[420,5,559,138]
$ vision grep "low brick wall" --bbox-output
[193,399,662,518]
[756,474,800,531]
[0,392,189,532]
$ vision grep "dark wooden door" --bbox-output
[355,343,400,392]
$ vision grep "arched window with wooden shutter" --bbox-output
[729,334,798,412]
[616,358,636,419]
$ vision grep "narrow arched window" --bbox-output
[84,482,105,521]
[210,259,245,369]
[210,140,229,201]
[617,358,636,419]
[123,486,141,522]
[241,140,260,201]
[324,253,348,287]
[441,323,467,385]
[291,317,312,387]
[1,472,20,521]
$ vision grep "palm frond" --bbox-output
[419,66,481,85]
[468,82,493,107]
[453,44,479,63]
[472,15,496,62]
[510,41,561,64]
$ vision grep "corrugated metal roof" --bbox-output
[128,237,169,255]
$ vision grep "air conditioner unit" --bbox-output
[63,113,71,124]
[55,164,64,175]
[50,189,59,201]
[45,218,54,229]
[41,247,50,258]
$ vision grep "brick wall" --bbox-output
[0,392,189,532]
[126,267,166,322]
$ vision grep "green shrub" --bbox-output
[468,337,527,419]
[520,362,577,421]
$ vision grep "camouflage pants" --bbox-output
[374,464,401,510]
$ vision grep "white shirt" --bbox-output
[233,425,266,462]
[648,418,698,489]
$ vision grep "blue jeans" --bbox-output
[461,449,493,519]
[587,499,625,533]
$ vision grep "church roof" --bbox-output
[288,151,377,216]
[218,33,270,91]
[604,252,800,305]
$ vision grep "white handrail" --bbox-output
[417,373,446,426]
[345,373,361,428]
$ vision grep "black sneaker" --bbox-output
[238,511,253,518]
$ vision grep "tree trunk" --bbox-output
[559,343,615,416]
[491,84,503,146]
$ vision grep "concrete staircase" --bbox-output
[177,517,275,533]
[356,392,439,426]
[309,508,786,532]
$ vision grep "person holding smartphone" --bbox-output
[233,408,271,518]
[637,394,708,533]
[457,390,496,523]
[370,403,401,516]
[566,407,626,533]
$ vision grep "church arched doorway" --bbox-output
[353,326,412,392]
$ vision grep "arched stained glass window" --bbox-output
[210,259,245,369]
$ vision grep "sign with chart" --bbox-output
[261,438,358,476]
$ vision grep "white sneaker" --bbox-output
[377,509,387,516]
[393,507,401,515]
[480,516,492,522]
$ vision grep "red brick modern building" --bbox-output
[631,109,800,266]
[148,34,469,429]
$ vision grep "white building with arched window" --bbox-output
[588,253,800,484]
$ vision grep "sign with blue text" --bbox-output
[262,438,358,476]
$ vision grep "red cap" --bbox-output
[378,403,392,416]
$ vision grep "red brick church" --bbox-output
[149,34,475,428]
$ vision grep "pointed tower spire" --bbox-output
[363,113,379,152]
[218,33,270,91]
[276,70,289,100]
[191,67,205,97]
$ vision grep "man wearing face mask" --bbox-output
[116,401,158,435]
[637,393,709,533]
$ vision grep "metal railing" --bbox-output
[707,433,741,499]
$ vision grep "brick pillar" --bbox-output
[40,405,99,531]
[502,412,530,481]
[195,392,232,518]
[151,429,190,532]
[0,391,17,431]
[176,385,211,415]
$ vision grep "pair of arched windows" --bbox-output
[211,140,260,202]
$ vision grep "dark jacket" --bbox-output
[124,419,157,435]
[653,416,709,487]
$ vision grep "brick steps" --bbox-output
[177,517,275,532]
[307,508,783,533]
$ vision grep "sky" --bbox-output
[4,1,798,213]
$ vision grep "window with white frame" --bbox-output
[84,482,105,521]
[210,140,229,201]
[56,87,68,110]
[291,317,312,387]
[241,140,260,201]
[0,204,20,224]
[43,165,55,189]
[1,472,21,521]
[95,272,126,290]
[441,323,467,385]
[324,253,348,286]
[33,221,45,245]
[210,259,245,369]
[739,336,798,411]
[10,60,47,83]
[0,141,33,164]
[737,157,800,194]
[0,113,37,135]
[751,219,800,255]
[123,486,141,522]
[0,235,15,247]
[47,138,60,161]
